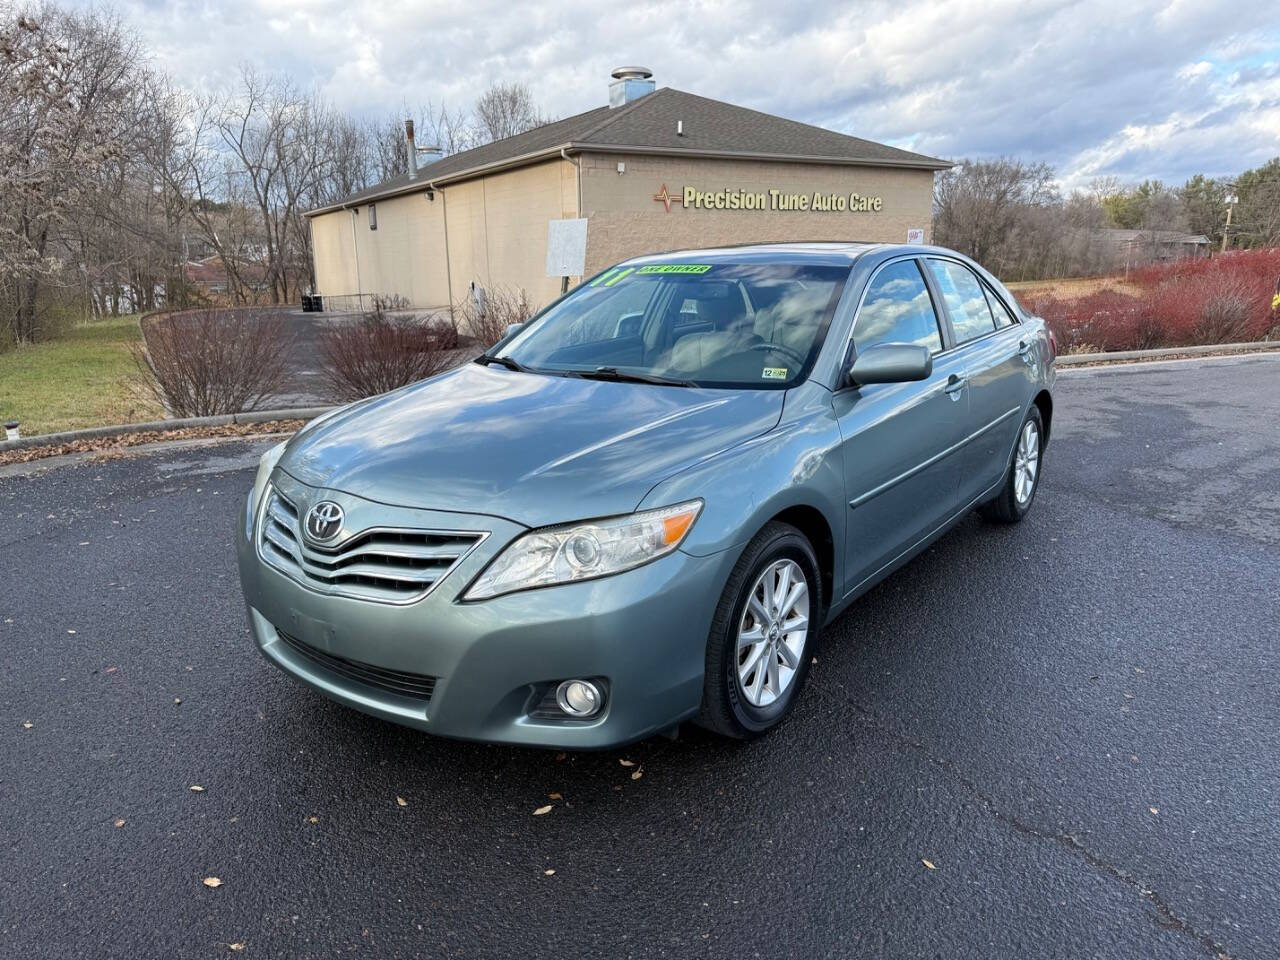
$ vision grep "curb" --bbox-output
[0,406,334,454]
[1056,341,1280,366]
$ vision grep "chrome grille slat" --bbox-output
[256,487,486,604]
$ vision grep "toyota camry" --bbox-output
[236,242,1055,747]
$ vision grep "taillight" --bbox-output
[1047,328,1058,360]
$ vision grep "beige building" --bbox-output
[306,68,949,313]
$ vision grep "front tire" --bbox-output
[696,522,822,739]
[979,406,1044,524]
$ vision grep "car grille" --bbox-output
[257,488,486,604]
[276,629,437,701]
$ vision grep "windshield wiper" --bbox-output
[566,366,696,387]
[474,353,528,372]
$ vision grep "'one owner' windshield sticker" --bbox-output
[635,264,713,275]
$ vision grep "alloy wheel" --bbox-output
[1014,420,1040,505]
[736,558,810,708]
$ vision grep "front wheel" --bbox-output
[979,406,1044,524]
[696,522,822,738]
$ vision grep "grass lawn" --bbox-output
[0,316,163,437]
[1006,275,1143,299]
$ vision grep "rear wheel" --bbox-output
[696,522,821,738]
[979,406,1044,524]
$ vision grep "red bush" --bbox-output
[1021,247,1280,352]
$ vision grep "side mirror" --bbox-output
[845,343,933,387]
[504,322,524,339]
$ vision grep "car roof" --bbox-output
[619,242,960,269]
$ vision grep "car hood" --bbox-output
[280,363,784,527]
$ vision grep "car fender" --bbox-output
[637,380,846,585]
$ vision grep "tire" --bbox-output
[695,522,822,739]
[979,405,1044,524]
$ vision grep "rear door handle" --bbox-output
[944,372,968,397]
[1018,340,1033,357]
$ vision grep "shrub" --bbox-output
[132,309,294,418]
[317,305,460,403]
[1022,247,1280,352]
[456,285,537,348]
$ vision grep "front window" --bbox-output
[497,262,849,388]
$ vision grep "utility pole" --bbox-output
[1222,193,1238,253]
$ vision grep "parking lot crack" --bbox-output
[811,682,1235,960]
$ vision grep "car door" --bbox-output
[924,258,1029,505]
[833,257,970,595]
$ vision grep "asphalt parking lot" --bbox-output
[3,354,1278,959]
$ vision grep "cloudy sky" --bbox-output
[79,0,1280,188]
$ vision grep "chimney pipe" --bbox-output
[405,118,417,180]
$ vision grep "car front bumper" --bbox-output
[235,477,735,749]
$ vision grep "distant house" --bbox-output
[183,256,270,296]
[1103,229,1211,266]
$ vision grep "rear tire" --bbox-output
[695,522,822,739]
[979,406,1044,524]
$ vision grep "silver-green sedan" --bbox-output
[236,242,1055,748]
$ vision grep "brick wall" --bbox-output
[580,153,935,274]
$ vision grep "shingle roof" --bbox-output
[307,88,949,216]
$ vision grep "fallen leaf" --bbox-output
[307,816,319,824]
[811,657,818,665]
[173,697,182,705]
[203,877,223,888]
[533,804,553,816]
[22,721,33,730]
[396,796,408,807]
[618,759,635,768]
[229,943,246,952]
[104,666,117,674]
[543,869,555,876]
[67,629,77,635]
[921,859,937,870]
[631,769,644,781]
[189,785,205,793]
[1123,693,1135,700]
[548,792,563,801]
[113,818,126,828]
[1149,807,1159,815]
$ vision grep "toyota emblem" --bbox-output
[305,501,345,542]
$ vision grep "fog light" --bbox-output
[556,679,603,718]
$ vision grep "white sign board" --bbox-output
[906,227,925,244]
[546,218,588,277]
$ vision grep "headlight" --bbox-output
[464,500,703,600]
[245,440,287,538]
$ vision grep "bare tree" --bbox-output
[932,159,1059,274]
[0,4,139,342]
[472,81,547,143]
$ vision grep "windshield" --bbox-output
[496,262,849,388]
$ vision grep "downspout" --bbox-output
[349,208,362,303]
[561,147,583,289]
[429,179,454,323]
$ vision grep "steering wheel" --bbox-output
[747,340,807,368]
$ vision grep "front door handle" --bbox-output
[944,373,968,398]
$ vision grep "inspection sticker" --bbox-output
[635,264,713,275]
[761,367,789,380]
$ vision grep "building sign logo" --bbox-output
[655,183,884,214]
[652,183,682,213]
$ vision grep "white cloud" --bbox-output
[66,0,1280,185]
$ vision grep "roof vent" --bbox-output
[609,66,654,108]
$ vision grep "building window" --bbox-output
[368,204,377,230]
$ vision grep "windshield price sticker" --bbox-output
[635,264,713,275]
[761,367,788,380]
